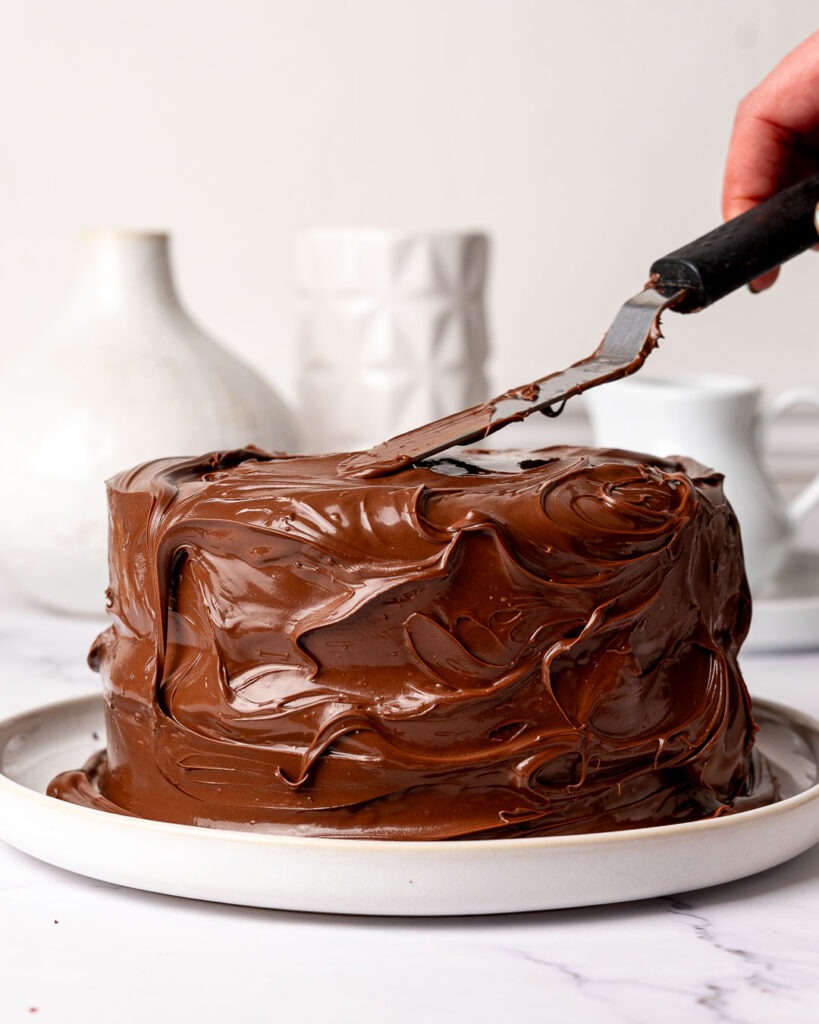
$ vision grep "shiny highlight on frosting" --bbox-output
[49,446,762,838]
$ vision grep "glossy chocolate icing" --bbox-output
[49,445,764,839]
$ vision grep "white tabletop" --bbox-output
[1,582,818,1024]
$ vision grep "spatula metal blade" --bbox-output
[339,285,684,478]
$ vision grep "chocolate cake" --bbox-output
[49,445,761,839]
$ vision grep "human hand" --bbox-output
[723,30,819,291]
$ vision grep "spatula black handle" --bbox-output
[650,173,819,313]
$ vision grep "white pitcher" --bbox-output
[584,374,819,590]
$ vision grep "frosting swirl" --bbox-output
[49,445,761,838]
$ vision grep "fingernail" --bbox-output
[748,282,761,294]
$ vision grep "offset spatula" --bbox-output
[340,172,819,479]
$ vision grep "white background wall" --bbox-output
[1,0,818,411]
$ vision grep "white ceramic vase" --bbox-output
[295,230,490,453]
[0,230,296,616]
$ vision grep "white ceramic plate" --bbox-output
[745,549,819,653]
[1,695,818,916]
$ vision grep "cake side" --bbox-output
[49,445,759,838]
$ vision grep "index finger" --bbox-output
[723,29,819,221]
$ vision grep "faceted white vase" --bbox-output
[0,231,296,615]
[295,230,490,453]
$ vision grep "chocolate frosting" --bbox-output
[49,446,763,839]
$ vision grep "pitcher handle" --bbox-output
[761,389,819,524]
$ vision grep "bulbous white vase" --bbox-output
[0,230,296,616]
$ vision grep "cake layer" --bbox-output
[50,446,758,838]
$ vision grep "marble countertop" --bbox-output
[1,584,818,1024]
